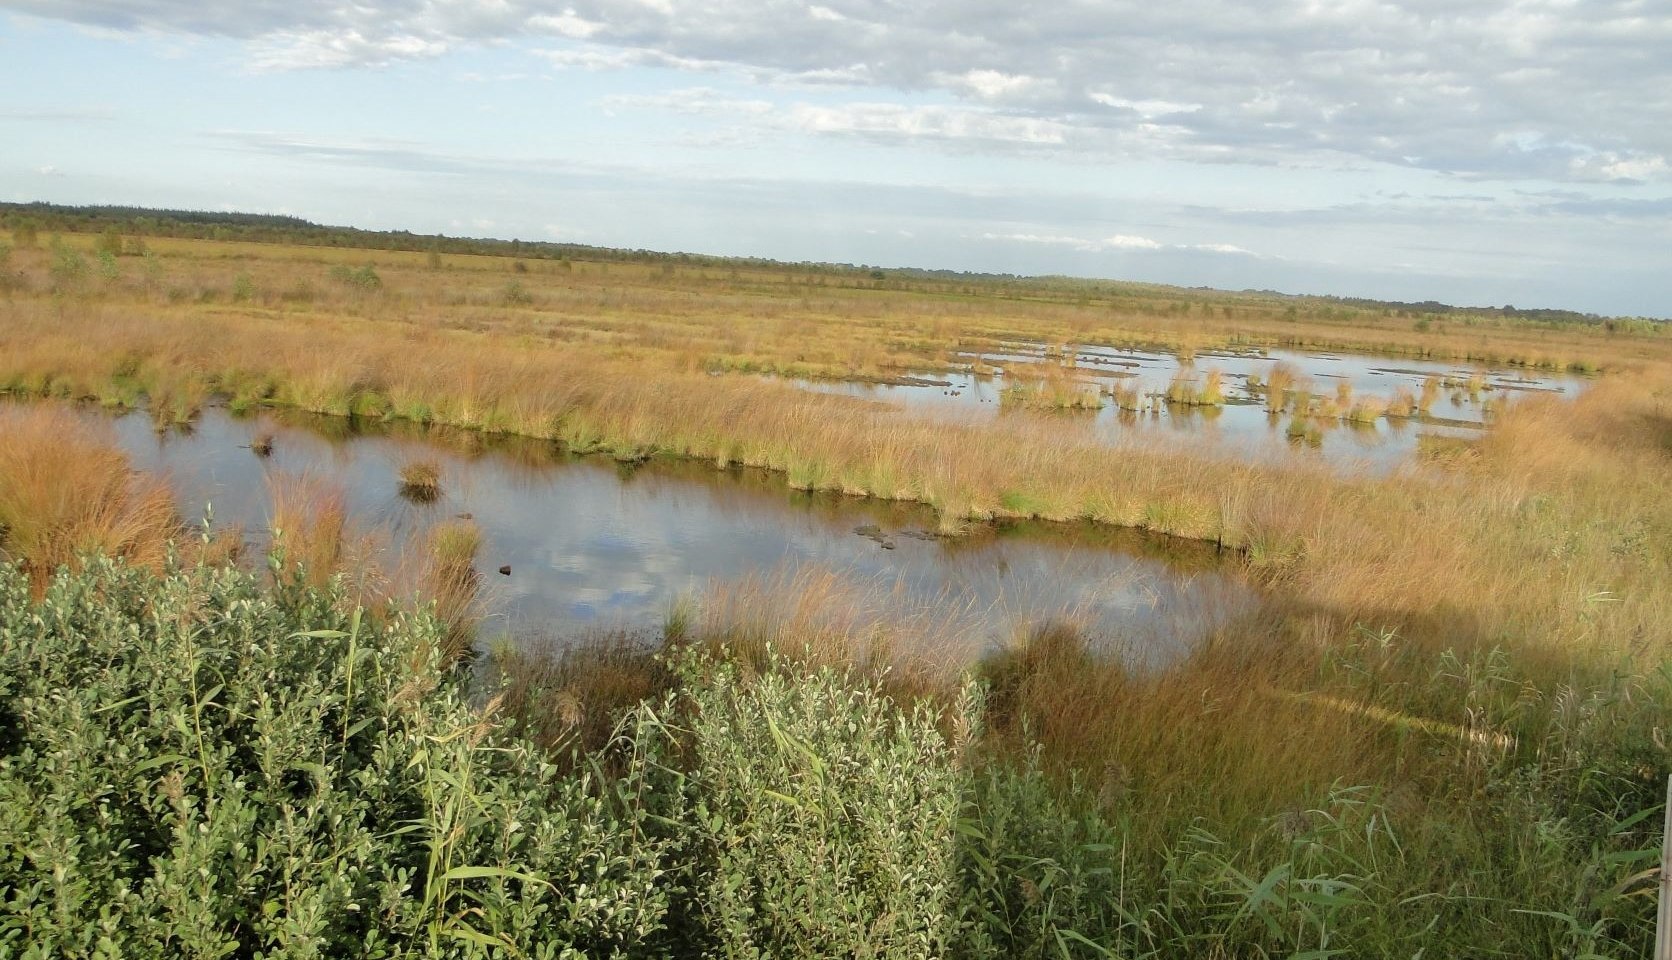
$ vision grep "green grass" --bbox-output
[2,556,1663,957]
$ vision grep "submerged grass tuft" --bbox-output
[399,458,443,501]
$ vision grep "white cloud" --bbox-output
[1090,93,1202,119]
[249,29,449,70]
[787,102,1068,146]
[602,86,773,116]
[601,86,1070,148]
[528,10,603,38]
[937,69,1053,102]
[8,0,1672,183]
[977,231,1258,256]
[534,45,730,72]
[1571,152,1669,183]
[1102,234,1163,250]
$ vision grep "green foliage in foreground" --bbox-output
[0,558,672,958]
[0,558,1665,958]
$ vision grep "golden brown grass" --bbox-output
[267,472,363,591]
[1108,380,1144,411]
[3,234,1650,383]
[6,233,1667,952]
[1000,364,1103,410]
[490,631,669,757]
[2,235,1669,678]
[1386,384,1417,418]
[0,404,179,591]
[420,519,482,661]
[1418,375,1441,413]
[397,459,443,501]
[1265,362,1298,412]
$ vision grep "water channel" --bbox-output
[70,405,1254,667]
[794,342,1587,470]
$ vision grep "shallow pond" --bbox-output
[77,406,1252,666]
[796,342,1587,470]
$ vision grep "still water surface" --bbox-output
[796,342,1587,470]
[88,406,1252,666]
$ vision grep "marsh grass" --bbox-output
[1001,366,1103,410]
[1418,375,1441,413]
[1164,367,1226,407]
[265,472,377,597]
[0,405,178,591]
[1285,414,1322,446]
[421,518,483,661]
[399,458,443,501]
[477,568,1672,957]
[1264,362,1298,413]
[1108,380,1144,411]
[490,630,669,757]
[1386,384,1417,418]
[2,235,1671,954]
[1345,397,1387,423]
[1,386,1669,955]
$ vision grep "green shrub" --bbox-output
[11,220,39,250]
[328,264,382,291]
[0,558,671,958]
[643,656,970,958]
[502,280,532,306]
[94,227,124,258]
[0,556,1661,958]
[48,243,89,294]
[96,250,121,283]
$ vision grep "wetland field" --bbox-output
[3,218,1672,957]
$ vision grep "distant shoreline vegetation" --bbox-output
[1,200,1663,330]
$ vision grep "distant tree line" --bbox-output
[1,200,1661,329]
[0,201,912,279]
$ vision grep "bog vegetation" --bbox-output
[1,214,1670,956]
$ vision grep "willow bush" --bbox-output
[0,556,1663,958]
[0,557,671,958]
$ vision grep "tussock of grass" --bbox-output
[1164,367,1226,406]
[1264,362,1298,412]
[1386,384,1417,418]
[398,458,443,501]
[1000,366,1103,410]
[267,472,361,591]
[422,518,482,661]
[1418,375,1441,412]
[0,405,178,591]
[1345,397,1387,423]
[1108,380,1144,411]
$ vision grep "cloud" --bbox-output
[786,102,1068,147]
[249,29,448,70]
[601,87,772,117]
[9,0,1672,183]
[976,232,1255,256]
[1089,93,1202,119]
[603,86,1070,149]
[935,69,1055,103]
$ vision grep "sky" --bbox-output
[1,1,1668,317]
